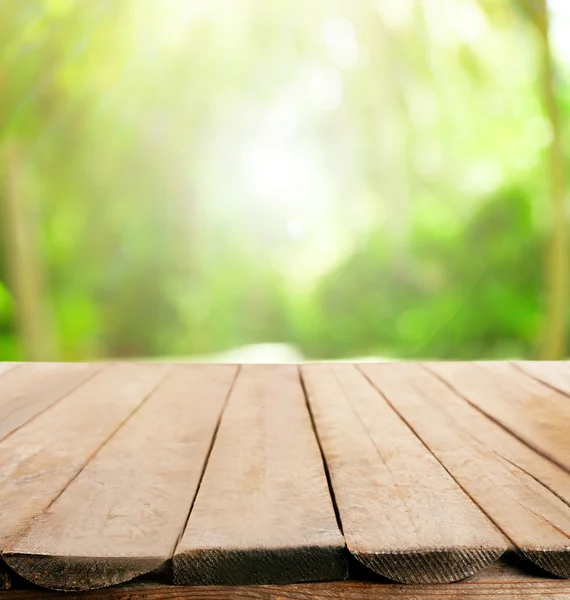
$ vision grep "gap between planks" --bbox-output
[0,362,104,443]
[511,360,570,398]
[301,363,507,584]
[0,362,113,589]
[360,362,570,578]
[0,365,568,597]
[426,362,570,473]
[3,364,238,591]
[173,364,346,586]
[0,363,173,587]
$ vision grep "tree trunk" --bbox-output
[536,1,568,359]
[0,138,58,360]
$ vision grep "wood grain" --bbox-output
[0,363,18,378]
[361,362,570,578]
[0,363,169,565]
[301,363,507,584]
[174,364,346,586]
[0,360,19,589]
[2,561,568,600]
[408,363,570,511]
[0,362,102,442]
[513,360,570,396]
[4,364,237,592]
[426,361,570,473]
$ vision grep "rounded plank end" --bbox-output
[173,545,348,586]
[351,547,506,584]
[520,549,570,578]
[3,554,167,591]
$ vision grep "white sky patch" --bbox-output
[286,220,306,241]
[462,160,504,195]
[241,143,298,203]
[232,96,346,283]
[450,0,488,44]
[421,0,488,47]
[239,102,328,212]
[306,66,343,111]
[321,14,360,69]
[143,0,212,49]
[406,88,440,128]
[377,0,414,30]
[549,0,570,65]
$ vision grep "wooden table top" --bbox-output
[0,361,569,597]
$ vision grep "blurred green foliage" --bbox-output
[0,0,567,361]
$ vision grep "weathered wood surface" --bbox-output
[2,360,570,593]
[0,362,101,442]
[427,361,570,472]
[4,365,237,591]
[174,364,346,585]
[0,363,18,378]
[301,363,507,584]
[361,362,570,578]
[0,364,170,583]
[411,363,570,508]
[2,561,570,599]
[514,360,570,396]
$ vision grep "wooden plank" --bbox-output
[0,362,102,442]
[300,363,507,584]
[406,364,570,512]
[173,364,346,586]
[0,362,105,590]
[361,362,570,578]
[0,363,169,563]
[513,360,570,396]
[427,361,570,472]
[0,364,26,589]
[0,363,18,378]
[3,562,570,600]
[4,365,237,591]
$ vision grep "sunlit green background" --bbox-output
[0,0,568,362]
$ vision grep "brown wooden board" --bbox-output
[0,363,170,586]
[427,361,570,472]
[0,363,18,378]
[513,360,570,396]
[301,363,507,584]
[410,363,570,511]
[173,364,346,586]
[361,362,570,578]
[0,363,102,442]
[3,364,237,592]
[3,560,570,600]
[0,377,16,588]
